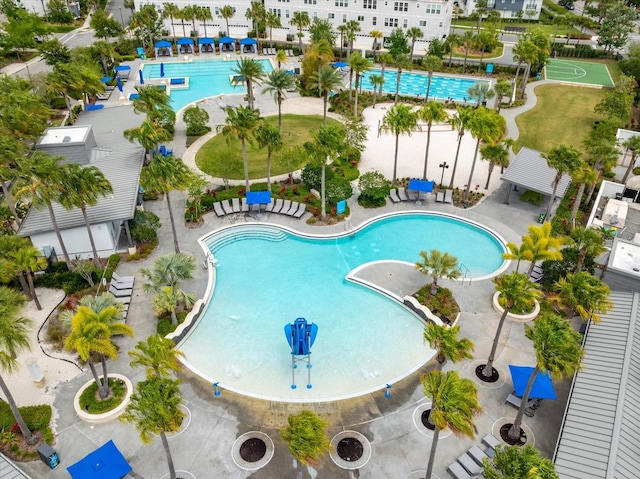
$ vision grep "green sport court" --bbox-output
[544,58,614,87]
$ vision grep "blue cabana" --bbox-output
[219,36,236,52]
[239,37,258,54]
[154,40,173,58]
[332,61,347,68]
[67,440,132,479]
[198,37,215,53]
[509,365,557,400]
[177,37,195,55]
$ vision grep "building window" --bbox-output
[363,0,377,9]
[313,11,317,17]
[328,12,335,18]
[419,20,426,26]
[394,2,408,12]
[425,3,441,14]
[487,0,495,6]
[343,14,347,22]
[372,16,377,24]
[335,0,349,6]
[304,0,316,4]
[384,17,398,27]
[286,9,290,18]
[403,18,407,28]
[439,21,443,27]
[525,1,536,8]
[214,7,219,15]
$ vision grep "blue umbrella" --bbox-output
[138,70,144,84]
[160,62,165,77]
[508,365,557,400]
[332,61,347,68]
[116,76,123,92]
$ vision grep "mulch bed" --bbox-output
[421,410,436,431]
[500,423,527,446]
[0,430,46,462]
[239,437,267,462]
[337,437,364,462]
[475,364,500,383]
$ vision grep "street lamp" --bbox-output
[439,162,449,187]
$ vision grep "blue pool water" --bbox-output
[359,69,489,102]
[180,213,507,402]
[142,59,274,112]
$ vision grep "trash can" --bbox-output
[37,444,60,469]
[538,212,546,224]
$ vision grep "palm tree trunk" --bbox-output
[246,80,254,109]
[16,272,32,300]
[576,247,587,274]
[585,178,598,206]
[277,94,283,132]
[622,152,638,183]
[423,126,431,180]
[484,309,509,377]
[87,359,105,398]
[348,69,353,101]
[46,199,73,268]
[0,374,35,444]
[321,162,326,220]
[395,69,401,105]
[81,206,101,267]
[570,182,586,228]
[171,310,178,325]
[241,138,251,191]
[425,427,440,479]
[380,64,386,97]
[425,74,432,102]
[449,132,464,189]
[322,93,328,124]
[160,432,177,479]
[372,88,377,108]
[544,180,559,223]
[463,139,481,204]
[485,162,495,189]
[26,272,41,310]
[354,77,360,117]
[1,179,20,228]
[509,364,538,440]
[165,192,180,253]
[99,355,110,399]
[519,63,531,100]
[266,151,272,192]
[527,259,538,278]
[393,134,400,186]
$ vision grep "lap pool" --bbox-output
[179,212,507,402]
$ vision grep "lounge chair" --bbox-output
[111,279,133,290]
[271,198,284,213]
[447,461,474,479]
[436,191,445,203]
[457,453,483,475]
[262,47,268,55]
[109,285,132,297]
[288,49,294,57]
[221,200,234,215]
[113,296,131,305]
[112,272,135,285]
[482,434,500,451]
[280,199,292,214]
[241,198,249,212]
[417,191,428,204]
[444,189,453,204]
[506,393,535,409]
[213,201,226,217]
[265,199,275,212]
[398,187,409,201]
[285,201,300,215]
[232,197,241,213]
[293,203,307,218]
[467,445,489,466]
[389,188,400,203]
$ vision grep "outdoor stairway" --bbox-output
[206,226,287,253]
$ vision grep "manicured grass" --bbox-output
[451,44,505,60]
[196,114,340,179]
[513,83,605,154]
[453,21,572,37]
[79,378,127,414]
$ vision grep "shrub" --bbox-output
[183,106,210,137]
[157,311,187,336]
[130,210,161,243]
[413,285,460,324]
[301,163,334,191]
[0,401,51,431]
[33,263,91,294]
[325,177,353,204]
[358,171,391,208]
[125,238,158,261]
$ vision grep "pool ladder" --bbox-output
[458,263,472,286]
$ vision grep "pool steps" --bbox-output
[206,226,287,254]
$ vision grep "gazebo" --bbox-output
[239,37,258,54]
[177,37,195,54]
[219,36,236,52]
[154,40,172,57]
[198,37,215,53]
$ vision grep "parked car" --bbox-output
[565,1,575,10]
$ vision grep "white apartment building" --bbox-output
[461,0,542,20]
[135,0,453,50]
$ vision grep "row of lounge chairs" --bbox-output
[447,434,499,479]
[212,198,307,219]
[389,187,426,203]
[265,198,306,217]
[436,189,454,204]
[96,85,115,101]
[262,48,296,57]
[108,272,135,322]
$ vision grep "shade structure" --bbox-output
[100,76,113,83]
[408,179,435,193]
[114,65,131,72]
[67,440,132,479]
[246,191,272,205]
[509,365,557,400]
[177,37,194,45]
[240,37,257,45]
[332,61,347,68]
[138,70,144,84]
[155,40,172,48]
[198,37,214,45]
[219,36,235,44]
[160,62,165,77]
[116,76,123,92]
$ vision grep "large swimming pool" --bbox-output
[141,59,274,112]
[179,212,507,402]
[359,69,489,102]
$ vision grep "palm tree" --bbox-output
[481,272,541,380]
[308,65,342,125]
[370,29,383,61]
[474,30,494,73]
[369,74,384,108]
[377,52,394,97]
[344,20,361,59]
[422,370,481,479]
[393,54,411,104]
[551,272,613,322]
[0,136,26,227]
[265,11,281,44]
[131,84,176,128]
[448,106,472,189]
[60,164,113,267]
[246,0,266,40]
[508,312,583,441]
[281,410,330,477]
[380,104,418,186]
[176,6,188,37]
[493,78,512,113]
[124,118,173,160]
[415,249,462,295]
[484,444,560,479]
[336,24,348,55]
[195,6,212,39]
[141,252,196,293]
[569,227,606,273]
[308,39,335,86]
[0,287,35,444]
[8,245,46,310]
[349,52,371,117]
[467,82,495,107]
[152,285,195,325]
[423,323,474,367]
[480,140,510,189]
[140,155,194,253]
[417,101,448,181]
[521,223,565,277]
[232,57,265,110]
[422,55,442,102]
[406,27,424,64]
[622,135,640,183]
[59,293,125,325]
[445,33,461,68]
[14,151,73,267]
[461,31,475,71]
[163,2,180,45]
[275,49,288,68]
[291,11,311,51]
[219,5,234,37]
[502,241,528,273]
[217,105,262,192]
[255,123,283,191]
[182,5,198,36]
[262,69,295,132]
[65,305,133,399]
[120,377,184,479]
[569,164,598,228]
[543,144,582,222]
[0,236,34,298]
[129,335,185,379]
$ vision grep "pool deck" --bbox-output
[12,81,571,478]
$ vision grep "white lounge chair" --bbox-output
[213,201,226,217]
[112,296,131,305]
[444,189,453,204]
[112,271,134,284]
[389,188,400,203]
[457,453,483,475]
[293,203,307,218]
[285,201,299,215]
[221,200,234,215]
[271,198,284,213]
[265,199,275,212]
[467,445,489,466]
[281,199,292,214]
[436,191,445,203]
[232,197,241,213]
[447,461,474,479]
[398,187,409,201]
[109,285,132,297]
[482,433,500,450]
[241,198,249,212]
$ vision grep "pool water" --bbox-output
[359,69,489,102]
[142,59,274,112]
[180,213,507,402]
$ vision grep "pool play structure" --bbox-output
[359,69,490,102]
[177,212,508,402]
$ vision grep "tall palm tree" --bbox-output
[380,104,418,186]
[336,24,348,56]
[281,410,330,477]
[182,5,198,36]
[255,123,283,192]
[140,155,194,253]
[502,241,528,273]
[493,78,512,113]
[543,144,582,222]
[461,31,475,71]
[9,245,46,310]
[551,272,613,322]
[120,377,184,479]
[422,370,481,479]
[290,11,311,51]
[417,101,448,181]
[467,82,495,108]
[308,39,335,86]
[474,30,494,73]
[569,227,606,273]
[124,118,173,160]
[195,6,212,39]
[369,74,384,108]
[232,57,265,110]
[349,52,371,117]
[0,236,33,298]
[129,335,185,379]
[370,29,383,61]
[448,106,472,189]
[162,2,180,45]
[14,151,73,267]
[219,5,234,37]
[484,444,560,479]
[509,312,583,441]
[345,19,361,59]
[482,272,541,380]
[131,84,176,128]
[152,285,195,325]
[217,105,262,192]
[141,252,196,292]
[415,249,462,295]
[569,164,598,228]
[65,305,133,399]
[0,287,35,444]
[406,26,424,64]
[246,0,266,40]
[622,135,640,183]
[265,11,281,44]
[480,140,510,189]
[262,69,295,132]
[60,164,113,267]
[275,49,288,68]
[176,6,188,37]
[0,136,26,227]
[423,323,474,368]
[393,54,411,104]
[445,33,461,68]
[377,52,394,97]
[308,65,342,125]
[422,55,442,102]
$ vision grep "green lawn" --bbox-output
[513,83,605,154]
[196,114,340,179]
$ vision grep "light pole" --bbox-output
[119,6,125,27]
[439,162,449,187]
